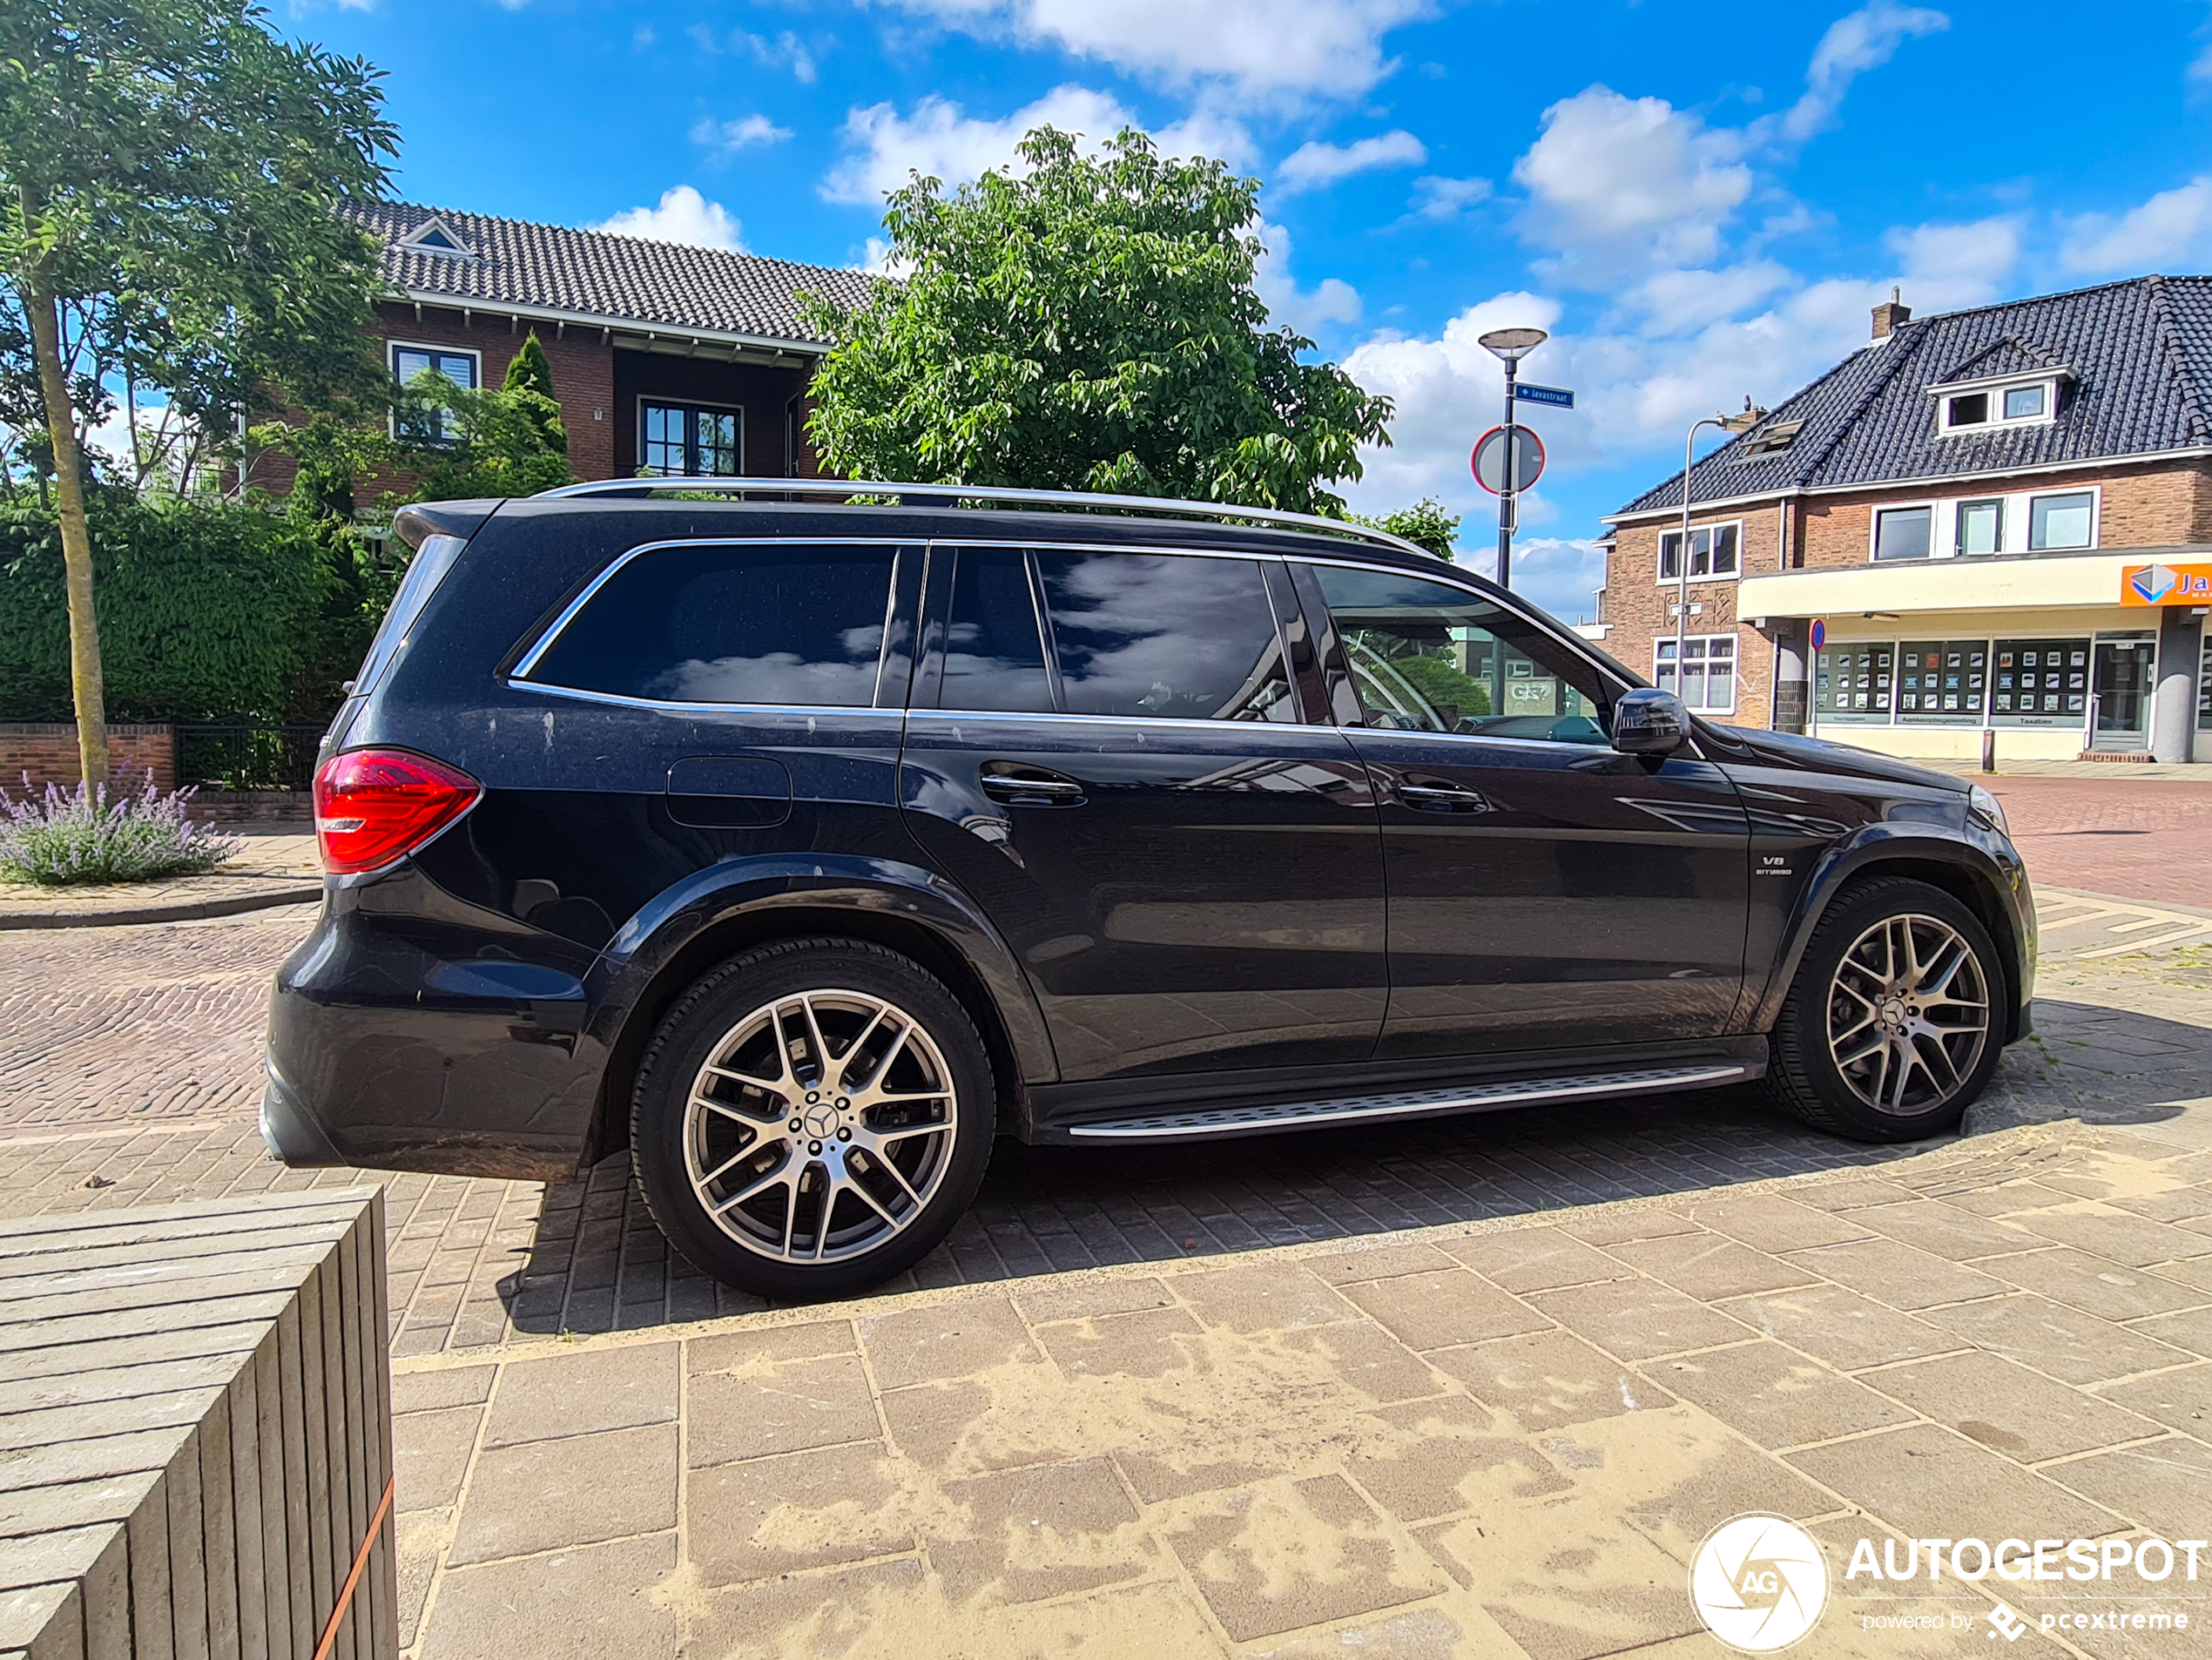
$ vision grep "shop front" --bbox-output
[1737,550,2209,762]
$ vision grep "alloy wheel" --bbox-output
[1825,913,1990,1117]
[683,989,960,1263]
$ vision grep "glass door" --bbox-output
[2092,638,2156,750]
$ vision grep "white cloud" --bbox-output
[2060,178,2212,271]
[739,29,819,84]
[1512,86,1752,275]
[1408,175,1492,220]
[1779,3,1948,142]
[592,186,745,250]
[1629,263,1794,337]
[1252,220,1361,334]
[822,84,1251,206]
[1882,215,2020,299]
[875,0,1434,105]
[691,115,793,158]
[1276,130,1426,193]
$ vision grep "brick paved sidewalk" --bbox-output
[375,1114,2212,1660]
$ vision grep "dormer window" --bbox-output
[1932,373,2063,434]
[398,218,475,260]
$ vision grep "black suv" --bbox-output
[264,481,2033,1299]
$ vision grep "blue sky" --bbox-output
[293,0,2212,621]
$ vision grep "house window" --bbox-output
[641,402,742,476]
[1654,634,1737,714]
[1939,378,2056,433]
[1814,642,1896,721]
[1897,639,1989,721]
[1955,499,2003,557]
[1657,523,1740,581]
[1873,505,1932,561]
[390,345,479,444]
[2028,490,2094,550]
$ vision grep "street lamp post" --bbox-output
[1476,327,1548,591]
[1671,400,1766,710]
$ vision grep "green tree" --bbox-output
[805,126,1393,515]
[1359,497,1460,561]
[0,0,396,782]
[397,371,572,499]
[501,332,566,459]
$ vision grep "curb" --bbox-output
[0,883,324,931]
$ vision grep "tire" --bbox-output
[630,937,996,1301]
[1763,877,2005,1144]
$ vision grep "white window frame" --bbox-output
[1867,501,1938,563]
[2026,486,2099,551]
[638,398,745,478]
[1655,519,1744,585]
[1935,375,2060,435]
[388,341,481,444]
[1654,632,1738,715]
[1952,496,2006,557]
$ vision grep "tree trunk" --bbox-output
[25,284,107,787]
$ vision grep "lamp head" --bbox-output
[1478,327,1548,363]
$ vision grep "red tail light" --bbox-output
[314,749,482,875]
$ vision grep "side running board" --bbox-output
[1063,1062,1759,1143]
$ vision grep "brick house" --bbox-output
[1597,277,2212,763]
[243,201,874,496]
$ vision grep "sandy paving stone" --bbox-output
[879,1378,1084,1481]
[418,1532,678,1660]
[1275,1320,1446,1406]
[1780,1236,2011,1311]
[685,1353,878,1469]
[449,1422,678,1565]
[1623,1434,1841,1565]
[1554,1206,1702,1247]
[1245,1605,1481,1660]
[479,1342,678,1447]
[1528,1279,1754,1361]
[926,1456,1150,1607]
[2126,1303,2212,1359]
[2006,1203,2212,1267]
[1786,1423,2122,1541]
[1715,1284,1960,1371]
[1787,1177,1924,1212]
[1926,1293,2195,1385]
[1670,1191,1872,1254]
[2041,1434,2212,1539]
[2095,1362,2212,1438]
[1865,1351,2168,1461]
[1031,1306,1205,1380]
[1976,1245,2211,1320]
[685,1319,853,1373]
[1304,1240,1460,1286]
[680,1558,932,1660]
[1008,1274,1178,1325]
[1429,1330,1675,1434]
[389,1366,495,1417]
[393,1406,482,1515]
[1846,1198,2045,1261]
[1344,1395,1568,1524]
[1641,1341,1912,1449]
[1599,1232,1820,1301]
[1440,1228,1629,1294]
[1337,1269,1553,1353]
[685,1440,919,1584]
[1174,1265,1361,1336]
[857,1294,1040,1391]
[1162,1474,1438,1643]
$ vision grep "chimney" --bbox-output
[1871,286,1912,341]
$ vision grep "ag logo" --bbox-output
[1688,1514,1829,1652]
[2131,563,2180,604]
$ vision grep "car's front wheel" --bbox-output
[1764,878,2004,1143]
[630,938,995,1300]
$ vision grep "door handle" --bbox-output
[979,767,1088,807]
[1397,781,1491,813]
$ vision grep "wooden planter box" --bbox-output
[0,1190,395,1659]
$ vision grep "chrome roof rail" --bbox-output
[530,476,1440,561]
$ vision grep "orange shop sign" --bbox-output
[2121,563,2212,605]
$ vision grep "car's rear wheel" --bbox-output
[1764,878,2003,1144]
[630,938,995,1300]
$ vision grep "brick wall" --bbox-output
[0,725,176,794]
[1598,457,2212,730]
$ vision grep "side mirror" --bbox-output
[1613,687,1690,755]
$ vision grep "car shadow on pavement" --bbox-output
[494,994,2207,1337]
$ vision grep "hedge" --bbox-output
[0,492,388,725]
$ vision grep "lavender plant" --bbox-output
[0,771,244,887]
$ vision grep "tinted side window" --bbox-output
[938,547,1052,712]
[1310,564,1610,745]
[1036,550,1293,722]
[523,543,897,706]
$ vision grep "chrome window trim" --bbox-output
[504,678,910,720]
[509,536,911,704]
[919,707,1343,737]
